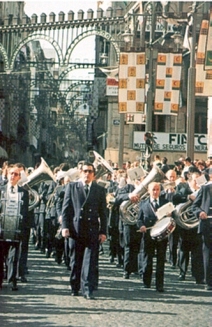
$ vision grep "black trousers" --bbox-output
[168,225,179,266]
[141,234,167,288]
[123,224,141,274]
[19,227,30,277]
[201,224,212,286]
[68,236,99,295]
[178,228,204,281]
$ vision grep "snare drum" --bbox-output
[0,215,21,242]
[150,217,176,242]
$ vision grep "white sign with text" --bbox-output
[134,132,207,152]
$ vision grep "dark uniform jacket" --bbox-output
[62,181,107,240]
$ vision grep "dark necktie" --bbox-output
[11,186,15,193]
[153,199,159,210]
[84,184,89,196]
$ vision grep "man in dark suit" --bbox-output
[62,162,107,299]
[137,182,171,292]
[0,164,29,290]
[192,168,212,291]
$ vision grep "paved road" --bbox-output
[0,241,211,327]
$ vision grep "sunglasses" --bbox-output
[10,172,20,177]
[82,169,94,174]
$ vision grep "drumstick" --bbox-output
[136,226,153,232]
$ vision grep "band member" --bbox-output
[115,176,141,279]
[0,165,29,290]
[192,169,212,290]
[161,169,179,268]
[62,162,107,299]
[137,182,170,292]
[173,171,204,283]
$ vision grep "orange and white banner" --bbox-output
[196,20,212,96]
[118,52,146,113]
[154,53,182,115]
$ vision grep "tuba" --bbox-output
[23,157,56,211]
[172,200,199,230]
[120,166,165,225]
[93,151,114,180]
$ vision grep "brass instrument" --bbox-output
[120,166,165,225]
[93,151,114,180]
[172,200,199,230]
[56,167,80,182]
[23,157,56,211]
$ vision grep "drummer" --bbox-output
[137,182,172,292]
[0,164,29,291]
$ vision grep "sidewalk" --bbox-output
[0,241,211,327]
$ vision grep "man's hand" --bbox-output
[199,211,207,220]
[62,228,70,238]
[139,226,147,233]
[129,193,139,203]
[99,234,107,243]
[188,194,196,201]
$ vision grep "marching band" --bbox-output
[0,152,211,294]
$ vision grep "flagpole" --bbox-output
[186,3,197,160]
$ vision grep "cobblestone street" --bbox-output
[0,241,211,327]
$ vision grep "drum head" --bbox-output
[150,217,171,237]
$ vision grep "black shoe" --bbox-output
[178,274,185,281]
[11,282,18,291]
[196,279,206,285]
[143,284,151,288]
[205,285,212,291]
[123,272,130,279]
[34,243,40,250]
[116,263,122,268]
[109,257,114,263]
[84,293,95,300]
[156,287,164,293]
[71,291,79,296]
[20,276,27,283]
[45,249,50,258]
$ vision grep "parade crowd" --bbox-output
[0,153,211,299]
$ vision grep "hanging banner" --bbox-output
[118,52,146,113]
[126,113,146,124]
[196,20,212,96]
[154,53,182,115]
[205,8,212,70]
